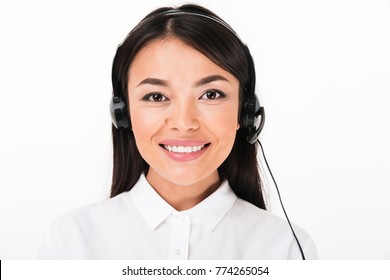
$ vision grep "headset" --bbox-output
[110,9,305,260]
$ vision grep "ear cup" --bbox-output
[240,95,265,144]
[110,96,130,129]
[240,44,265,144]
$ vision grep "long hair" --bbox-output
[110,4,266,210]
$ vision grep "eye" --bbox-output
[200,89,226,100]
[143,93,169,102]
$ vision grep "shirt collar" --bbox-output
[130,174,174,230]
[130,174,237,232]
[183,180,237,232]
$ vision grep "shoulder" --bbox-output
[50,191,134,230]
[229,198,318,259]
[37,191,138,259]
[232,197,312,236]
[231,197,288,227]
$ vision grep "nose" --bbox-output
[166,99,200,132]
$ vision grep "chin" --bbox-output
[165,173,205,187]
[160,167,219,187]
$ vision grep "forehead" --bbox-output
[128,37,237,83]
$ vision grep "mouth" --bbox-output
[159,143,211,153]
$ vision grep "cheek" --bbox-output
[203,105,239,142]
[130,107,161,145]
[214,116,238,138]
[204,102,239,130]
[130,108,143,136]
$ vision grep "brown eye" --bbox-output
[143,93,168,102]
[200,89,226,100]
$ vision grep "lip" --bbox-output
[159,139,211,162]
[159,140,210,146]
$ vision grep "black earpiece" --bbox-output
[110,96,129,129]
[240,95,265,144]
[239,43,265,144]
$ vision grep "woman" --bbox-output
[38,4,317,259]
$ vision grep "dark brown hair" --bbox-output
[110,4,266,209]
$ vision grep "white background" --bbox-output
[0,0,389,260]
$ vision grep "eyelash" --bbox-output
[141,89,226,102]
[199,89,226,100]
[142,93,169,102]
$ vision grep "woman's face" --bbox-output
[128,37,240,189]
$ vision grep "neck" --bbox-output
[146,170,221,211]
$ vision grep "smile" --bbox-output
[161,144,209,153]
[158,141,211,162]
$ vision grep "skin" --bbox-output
[128,37,240,211]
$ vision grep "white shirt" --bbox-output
[38,174,317,259]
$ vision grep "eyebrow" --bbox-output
[137,78,168,87]
[194,75,230,87]
[136,75,230,88]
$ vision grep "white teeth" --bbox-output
[163,145,206,153]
